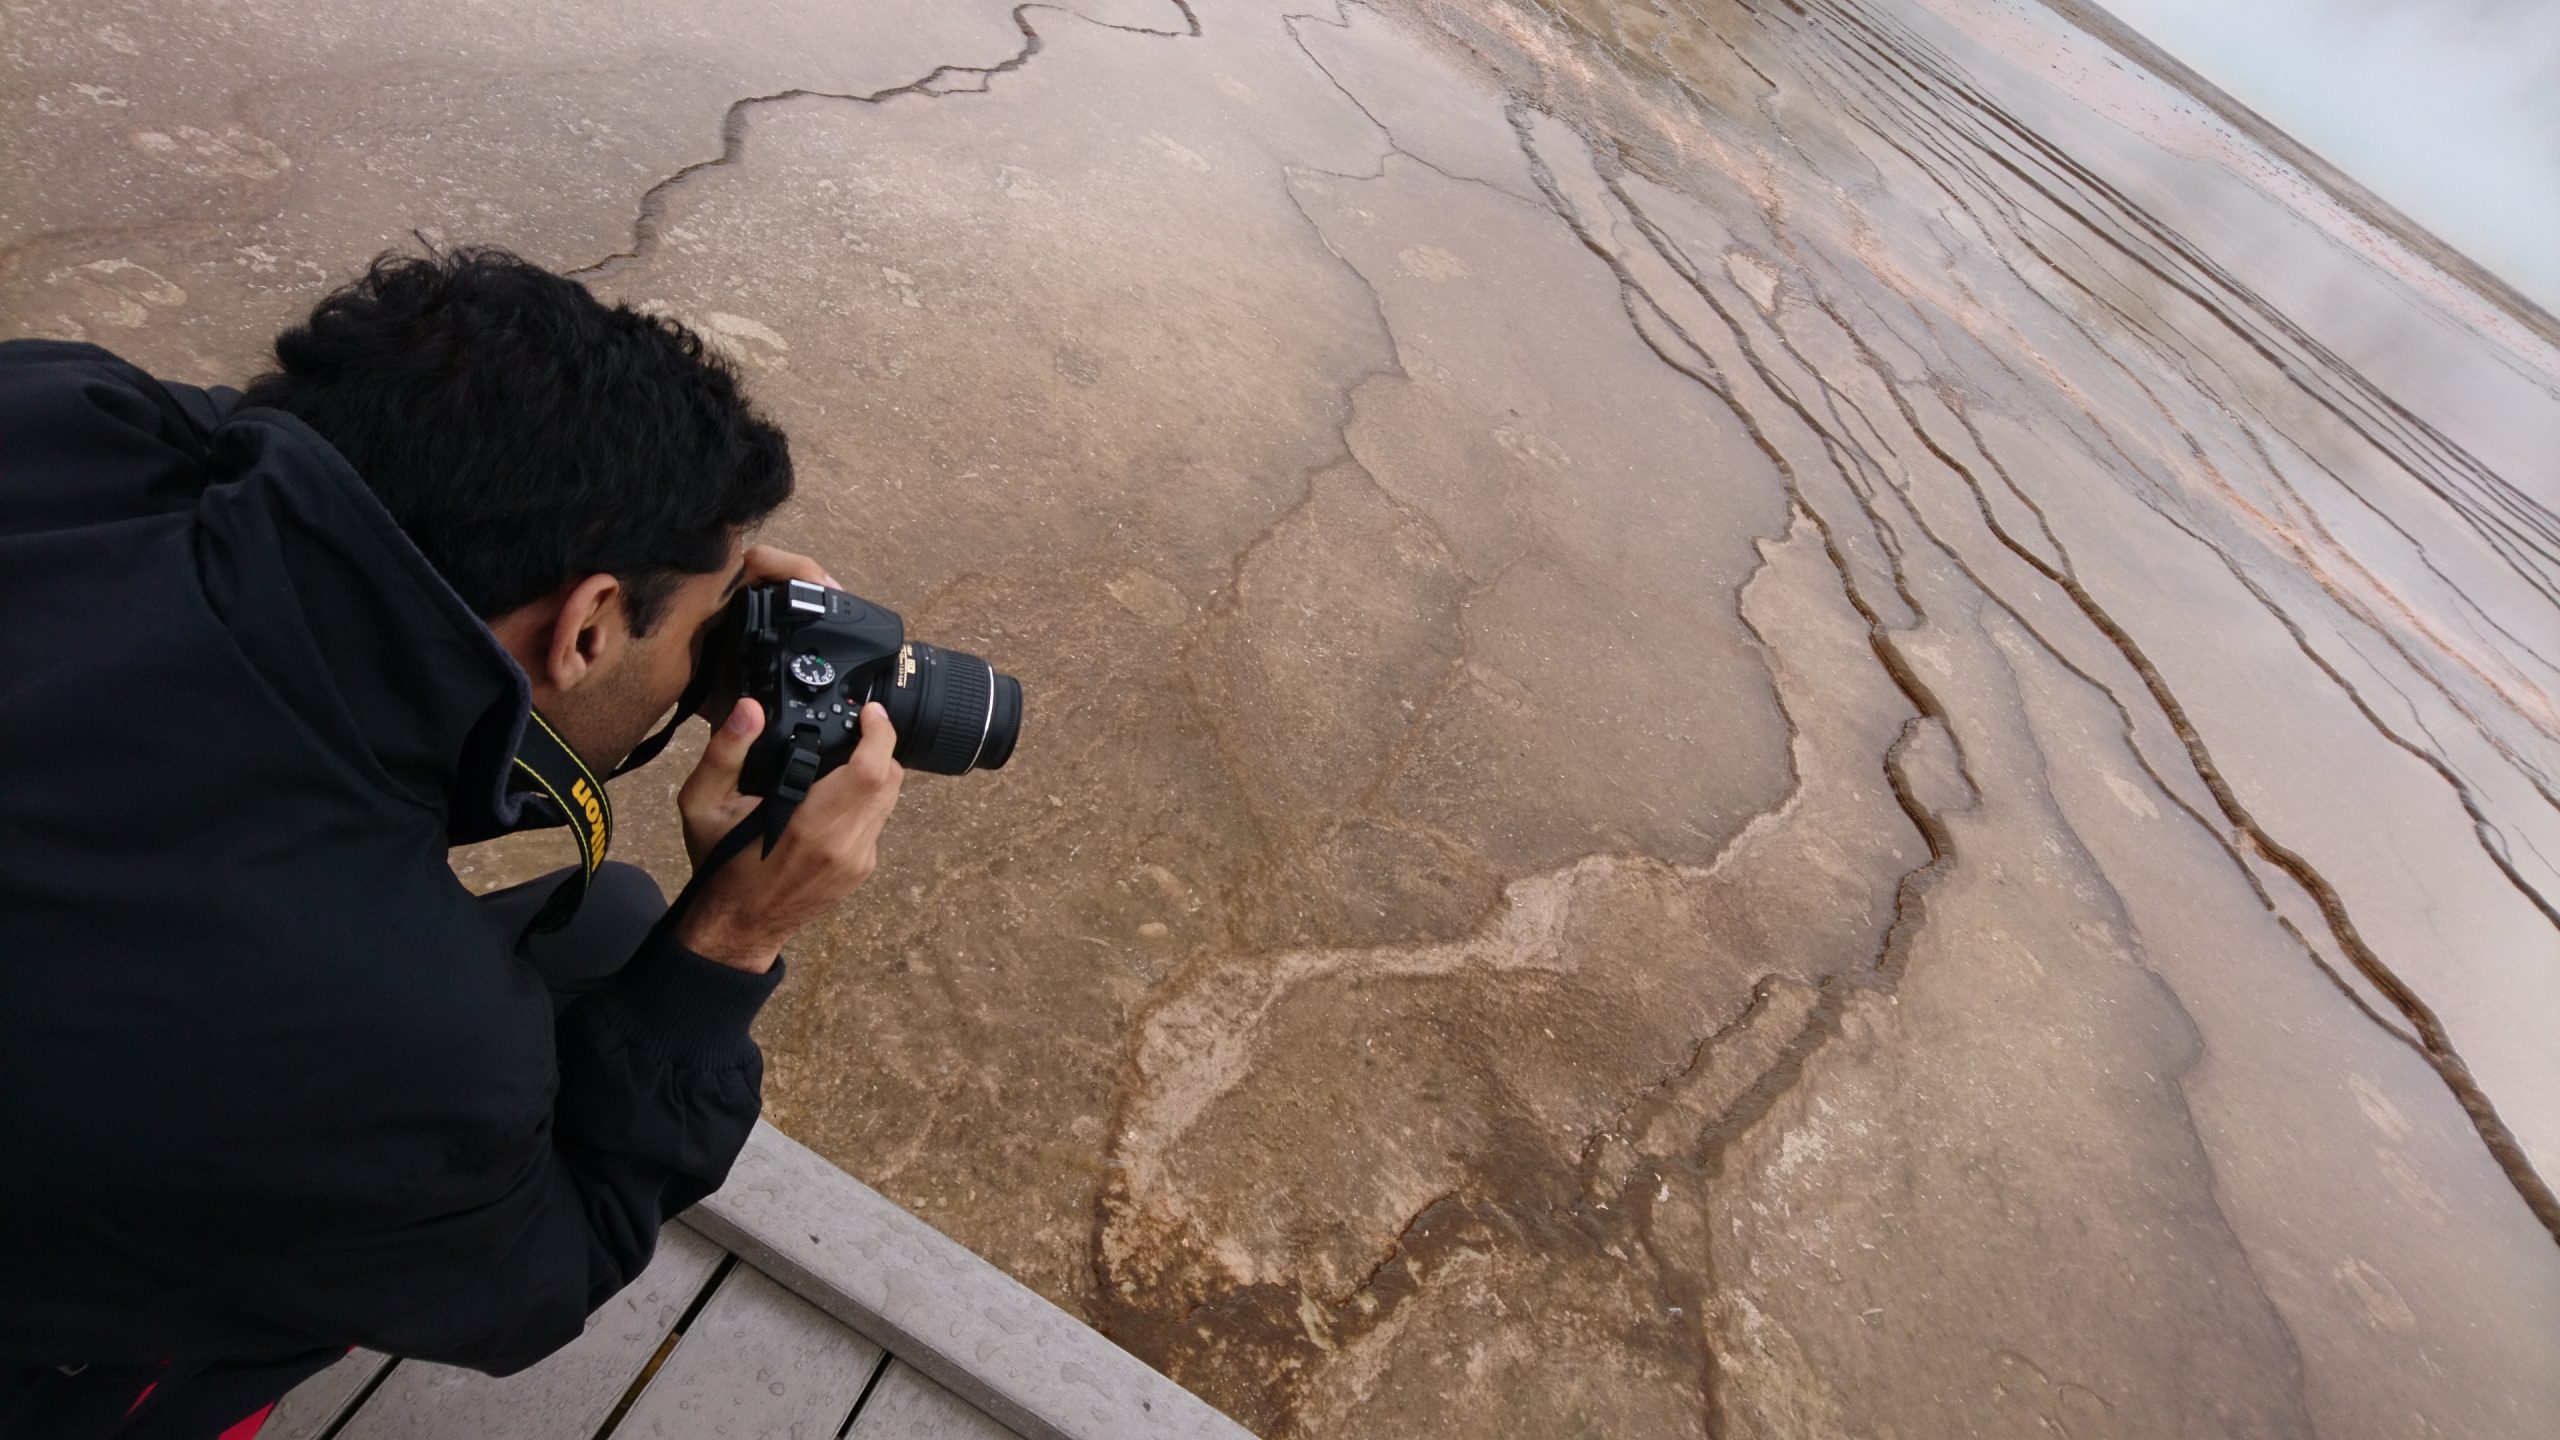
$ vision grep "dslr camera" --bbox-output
[721,579,1023,803]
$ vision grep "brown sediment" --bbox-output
[10,0,2559,1433]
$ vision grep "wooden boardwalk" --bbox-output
[260,1124,1249,1440]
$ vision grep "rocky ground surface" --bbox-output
[8,0,2557,1435]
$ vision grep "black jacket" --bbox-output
[0,340,779,1375]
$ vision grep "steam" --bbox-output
[2097,0,2560,312]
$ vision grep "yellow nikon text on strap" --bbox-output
[507,709,618,934]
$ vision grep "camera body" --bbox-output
[730,579,1021,800]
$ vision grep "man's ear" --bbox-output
[542,573,629,692]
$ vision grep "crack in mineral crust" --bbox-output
[567,2,1205,281]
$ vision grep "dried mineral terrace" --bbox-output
[7,0,2556,1435]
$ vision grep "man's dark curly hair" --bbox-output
[242,247,793,635]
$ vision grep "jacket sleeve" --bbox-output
[230,926,786,1375]
[0,339,233,536]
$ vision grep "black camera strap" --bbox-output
[612,664,717,779]
[509,670,808,942]
[760,733,826,852]
[509,710,615,936]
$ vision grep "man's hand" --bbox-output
[673,698,904,973]
[741,542,837,592]
[688,544,844,722]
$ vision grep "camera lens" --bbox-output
[875,641,1024,775]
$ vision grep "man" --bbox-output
[0,249,904,1437]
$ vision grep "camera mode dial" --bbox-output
[789,653,837,689]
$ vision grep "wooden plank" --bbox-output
[690,1123,1252,1440]
[844,1361,1019,1440]
[259,1348,392,1440]
[614,1262,886,1438]
[333,1224,725,1440]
